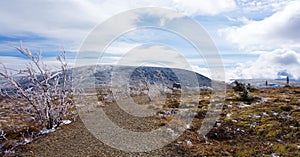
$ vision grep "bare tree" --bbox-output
[0,42,74,129]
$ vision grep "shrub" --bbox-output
[232,81,257,101]
[0,42,74,129]
[233,81,256,92]
[232,81,244,92]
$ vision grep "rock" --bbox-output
[280,105,293,112]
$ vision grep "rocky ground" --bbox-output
[1,86,300,156]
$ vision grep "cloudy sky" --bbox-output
[0,0,299,81]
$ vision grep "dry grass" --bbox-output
[1,86,300,156]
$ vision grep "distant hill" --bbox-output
[229,79,300,88]
[0,65,211,91]
[74,65,211,89]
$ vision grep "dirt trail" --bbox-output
[15,119,180,157]
[15,102,185,157]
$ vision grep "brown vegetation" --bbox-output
[1,85,299,156]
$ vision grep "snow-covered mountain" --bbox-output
[73,65,211,89]
[0,65,211,91]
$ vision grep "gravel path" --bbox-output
[15,103,187,157]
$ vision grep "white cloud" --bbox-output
[104,42,140,55]
[0,56,29,71]
[228,49,300,80]
[114,44,188,68]
[0,56,75,73]
[171,0,236,16]
[0,0,236,41]
[0,1,97,40]
[236,0,293,12]
[221,1,300,50]
[226,16,252,24]
[192,65,211,78]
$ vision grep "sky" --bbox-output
[0,0,300,81]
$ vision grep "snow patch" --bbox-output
[62,120,72,125]
[186,124,191,129]
[4,150,15,155]
[166,128,179,138]
[238,104,251,108]
[186,140,192,146]
[40,128,56,135]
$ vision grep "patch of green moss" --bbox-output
[266,130,281,138]
[291,109,300,117]
[236,149,250,156]
[272,144,299,154]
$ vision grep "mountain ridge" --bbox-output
[0,65,211,91]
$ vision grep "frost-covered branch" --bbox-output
[0,129,7,140]
[0,42,75,129]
